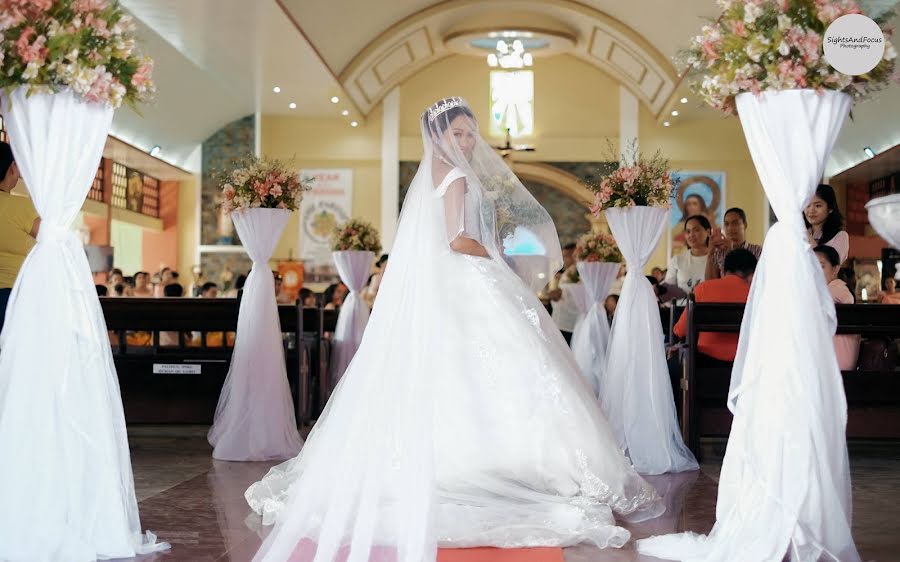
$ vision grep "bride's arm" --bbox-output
[444,177,490,258]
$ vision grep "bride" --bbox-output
[246,97,664,562]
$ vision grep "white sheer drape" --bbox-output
[866,193,900,248]
[570,261,620,397]
[328,250,374,389]
[638,90,859,561]
[209,207,303,461]
[0,89,165,561]
[601,206,698,475]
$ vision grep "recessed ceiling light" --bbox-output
[149,145,161,157]
[671,110,679,117]
[273,86,281,93]
[663,121,670,127]
[864,146,876,158]
[350,121,359,127]
[341,109,349,116]
[331,96,340,103]
[289,102,297,109]
[680,97,688,104]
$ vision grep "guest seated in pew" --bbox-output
[878,277,900,305]
[814,245,860,371]
[673,248,757,366]
[160,283,185,346]
[323,282,348,310]
[300,288,317,307]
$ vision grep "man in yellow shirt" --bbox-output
[0,141,40,334]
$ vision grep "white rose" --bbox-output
[778,15,792,31]
[22,61,41,80]
[778,40,790,56]
[884,42,897,61]
[745,42,764,62]
[744,3,763,24]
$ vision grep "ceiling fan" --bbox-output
[492,128,535,156]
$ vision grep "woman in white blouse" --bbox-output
[804,183,849,264]
[664,214,712,306]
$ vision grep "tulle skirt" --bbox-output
[246,253,663,560]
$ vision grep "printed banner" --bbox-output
[299,169,353,281]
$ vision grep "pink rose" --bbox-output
[223,185,236,200]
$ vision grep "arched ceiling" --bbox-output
[278,0,715,119]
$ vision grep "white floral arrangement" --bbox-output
[219,154,311,214]
[686,0,897,114]
[575,231,624,263]
[330,218,382,254]
[0,0,154,108]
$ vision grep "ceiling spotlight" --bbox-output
[330,96,340,103]
[289,102,297,109]
[341,109,349,116]
[680,97,688,104]
[663,121,671,127]
[149,145,161,157]
[273,86,281,93]
[671,110,679,117]
[350,121,359,127]
[863,146,876,158]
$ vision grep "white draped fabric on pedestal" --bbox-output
[638,90,860,562]
[601,206,698,475]
[570,261,620,397]
[209,207,303,462]
[0,89,166,561]
[328,250,374,389]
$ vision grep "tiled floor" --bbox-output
[124,429,900,562]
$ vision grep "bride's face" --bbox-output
[442,115,477,162]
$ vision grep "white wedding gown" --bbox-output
[246,98,663,562]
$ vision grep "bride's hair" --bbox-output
[422,97,476,135]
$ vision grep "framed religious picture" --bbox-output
[126,168,144,213]
[670,171,727,254]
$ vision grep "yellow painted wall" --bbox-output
[177,176,199,279]
[261,112,383,262]
[399,54,621,160]
[253,54,767,274]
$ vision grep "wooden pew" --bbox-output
[101,298,336,425]
[681,296,900,459]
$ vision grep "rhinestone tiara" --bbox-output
[427,97,465,122]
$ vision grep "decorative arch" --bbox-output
[339,0,679,120]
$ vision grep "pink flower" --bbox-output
[132,60,153,90]
[270,184,283,198]
[777,0,790,10]
[15,27,48,64]
[223,185,236,201]
[84,14,111,38]
[254,181,269,197]
[702,40,719,63]
[729,20,747,38]
[74,0,109,13]
[85,69,113,103]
